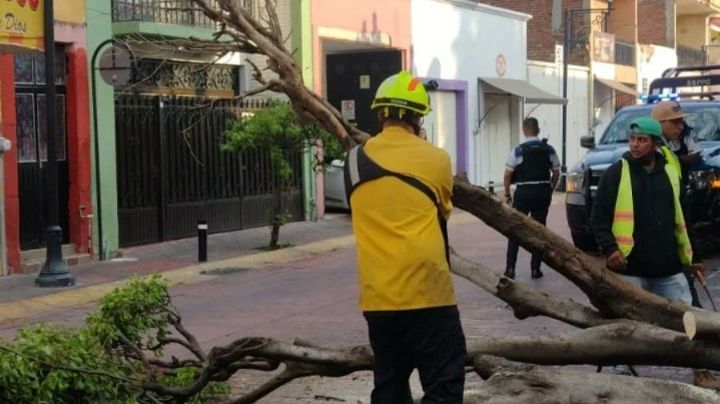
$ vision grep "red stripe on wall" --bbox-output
[65,47,92,254]
[0,54,21,272]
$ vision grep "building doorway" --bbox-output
[325,49,403,135]
[13,49,70,250]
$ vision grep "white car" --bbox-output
[324,159,350,210]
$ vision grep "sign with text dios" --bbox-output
[0,0,44,52]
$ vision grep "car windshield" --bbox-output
[600,104,720,144]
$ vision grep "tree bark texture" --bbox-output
[468,356,720,404]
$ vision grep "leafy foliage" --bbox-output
[224,102,339,247]
[0,275,229,403]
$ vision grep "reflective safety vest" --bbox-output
[661,145,682,181]
[612,159,693,264]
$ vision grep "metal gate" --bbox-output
[115,95,304,247]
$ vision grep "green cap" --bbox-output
[630,117,662,139]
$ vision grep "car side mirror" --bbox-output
[580,135,596,149]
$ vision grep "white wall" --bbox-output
[425,91,458,173]
[637,44,677,95]
[526,61,591,172]
[593,84,613,141]
[411,0,529,185]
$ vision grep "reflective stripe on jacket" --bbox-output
[612,159,693,264]
[661,145,682,180]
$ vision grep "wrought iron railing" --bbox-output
[111,0,219,28]
[677,44,707,67]
[614,41,635,66]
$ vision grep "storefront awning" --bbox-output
[480,77,567,105]
[595,77,636,96]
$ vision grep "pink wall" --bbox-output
[310,0,411,218]
[311,0,412,95]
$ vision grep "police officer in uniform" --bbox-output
[503,118,560,279]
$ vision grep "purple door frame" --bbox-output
[417,77,469,175]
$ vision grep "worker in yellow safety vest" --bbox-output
[591,116,699,377]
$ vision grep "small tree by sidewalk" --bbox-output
[224,102,336,249]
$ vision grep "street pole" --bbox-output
[36,0,75,287]
[561,8,571,189]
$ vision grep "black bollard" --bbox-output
[488,181,495,195]
[198,220,208,262]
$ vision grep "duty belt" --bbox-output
[514,180,551,186]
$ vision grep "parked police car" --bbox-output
[566,67,720,255]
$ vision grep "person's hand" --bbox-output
[692,263,707,286]
[607,250,627,272]
[504,193,512,204]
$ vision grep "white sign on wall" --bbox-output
[359,75,371,89]
[341,100,356,120]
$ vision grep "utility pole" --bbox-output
[560,4,612,189]
[561,9,571,184]
[36,0,75,287]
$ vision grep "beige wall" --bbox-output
[677,15,708,46]
[57,0,86,25]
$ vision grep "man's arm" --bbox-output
[438,153,454,220]
[503,169,513,202]
[549,145,561,189]
[504,147,518,202]
[680,132,703,165]
[550,169,560,190]
[590,163,621,256]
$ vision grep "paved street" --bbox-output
[1,197,719,402]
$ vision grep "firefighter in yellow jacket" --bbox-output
[344,71,466,403]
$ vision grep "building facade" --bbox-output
[0,0,92,273]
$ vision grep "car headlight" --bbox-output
[691,170,719,190]
[566,172,584,193]
[711,173,720,190]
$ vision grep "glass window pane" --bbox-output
[14,53,34,84]
[34,48,66,85]
[37,95,67,162]
[15,94,37,163]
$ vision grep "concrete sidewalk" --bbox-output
[0,213,354,319]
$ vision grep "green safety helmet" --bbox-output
[629,117,662,139]
[371,71,431,116]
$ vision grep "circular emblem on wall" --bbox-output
[496,54,507,77]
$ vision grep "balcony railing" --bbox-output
[677,44,707,67]
[614,41,635,67]
[111,0,219,28]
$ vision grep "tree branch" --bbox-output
[450,250,608,328]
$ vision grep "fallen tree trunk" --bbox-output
[450,251,608,328]
[149,321,720,402]
[191,0,720,337]
[468,355,720,404]
[451,179,715,332]
[466,321,720,370]
[684,310,720,340]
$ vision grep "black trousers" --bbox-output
[364,306,466,404]
[506,184,552,271]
